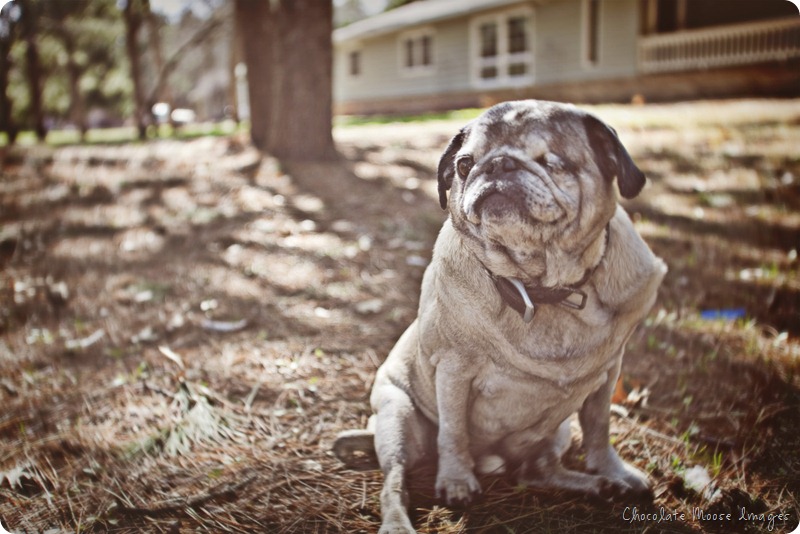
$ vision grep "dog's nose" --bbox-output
[489,155,519,175]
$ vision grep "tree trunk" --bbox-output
[234,0,273,151]
[236,0,335,161]
[269,0,335,161]
[63,34,87,141]
[0,28,17,145]
[20,3,45,141]
[123,0,147,140]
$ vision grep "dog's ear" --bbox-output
[584,114,646,199]
[437,127,468,210]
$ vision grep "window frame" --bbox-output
[581,0,602,69]
[470,7,535,88]
[348,49,362,78]
[398,27,437,77]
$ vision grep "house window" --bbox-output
[584,0,601,66]
[507,16,529,76]
[480,23,498,58]
[405,39,415,68]
[420,34,432,65]
[479,22,498,79]
[399,29,435,76]
[508,17,527,54]
[349,50,361,77]
[472,9,533,86]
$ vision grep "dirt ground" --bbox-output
[1,99,799,533]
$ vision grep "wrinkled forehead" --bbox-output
[461,101,584,155]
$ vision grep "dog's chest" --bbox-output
[502,288,623,365]
[469,356,612,442]
[467,306,622,438]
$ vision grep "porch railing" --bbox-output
[638,17,800,74]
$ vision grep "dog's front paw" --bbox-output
[378,514,416,534]
[435,468,481,505]
[587,446,653,501]
[595,461,653,502]
[618,461,653,500]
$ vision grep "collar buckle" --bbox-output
[559,289,588,310]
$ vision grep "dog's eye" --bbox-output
[456,156,474,179]
[536,153,562,171]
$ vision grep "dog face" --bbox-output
[438,100,645,283]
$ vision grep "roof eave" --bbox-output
[333,0,550,45]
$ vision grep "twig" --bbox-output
[633,424,685,447]
[141,381,176,399]
[115,474,257,516]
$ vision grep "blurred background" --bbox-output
[0,0,798,149]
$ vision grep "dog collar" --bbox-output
[494,276,588,323]
[491,225,609,323]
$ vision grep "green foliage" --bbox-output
[4,0,129,129]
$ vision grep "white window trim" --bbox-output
[470,7,535,89]
[581,0,602,70]
[398,27,436,78]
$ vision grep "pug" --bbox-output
[334,100,667,533]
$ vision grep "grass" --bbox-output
[585,99,800,129]
[0,120,245,148]
[5,98,799,148]
[335,108,483,127]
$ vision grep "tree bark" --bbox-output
[269,0,335,160]
[234,0,273,151]
[236,0,336,161]
[20,2,45,141]
[123,0,147,140]
[0,22,17,144]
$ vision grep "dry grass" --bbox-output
[1,99,798,533]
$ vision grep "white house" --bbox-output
[333,0,800,115]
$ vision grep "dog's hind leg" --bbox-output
[504,422,619,500]
[514,441,619,501]
[333,423,379,471]
[371,382,435,534]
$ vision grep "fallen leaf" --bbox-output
[158,345,185,369]
[200,318,248,333]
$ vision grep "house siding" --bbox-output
[334,17,474,103]
[599,0,640,77]
[535,0,638,84]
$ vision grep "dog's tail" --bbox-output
[332,429,380,471]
